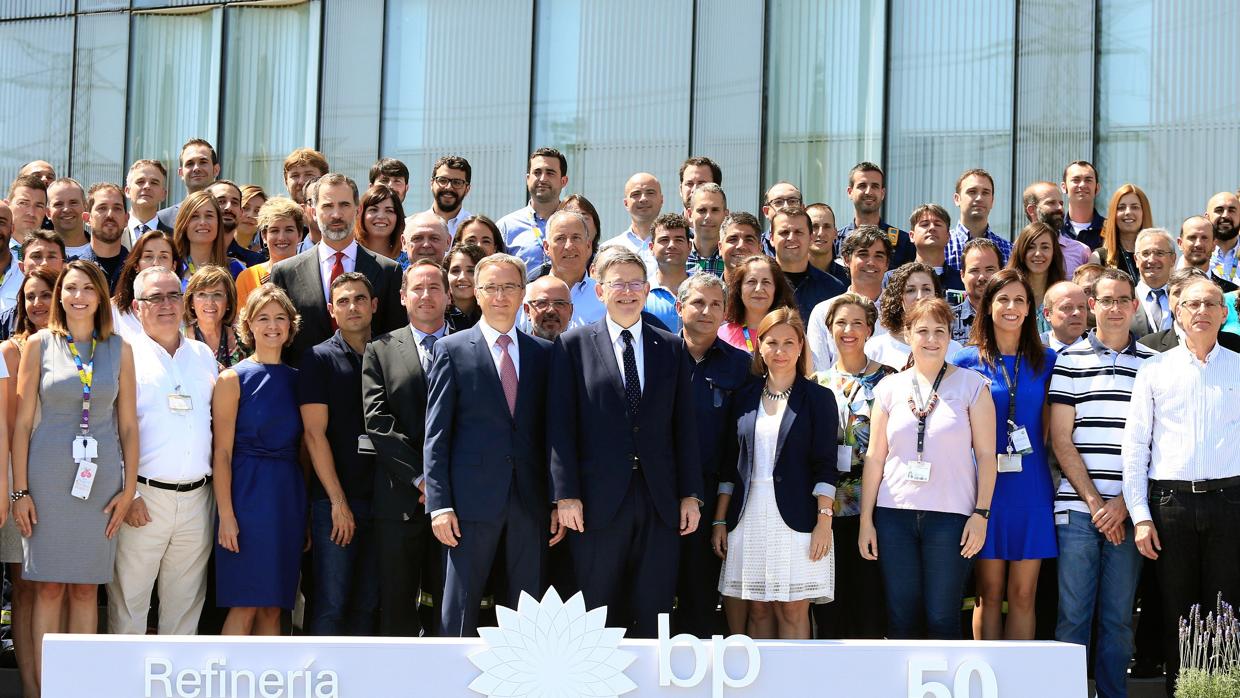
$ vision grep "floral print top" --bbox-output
[813,361,896,517]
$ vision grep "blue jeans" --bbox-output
[874,507,972,639]
[1055,509,1141,698]
[310,498,379,635]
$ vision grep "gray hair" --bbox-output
[676,272,728,305]
[403,211,448,242]
[474,252,527,287]
[132,265,178,301]
[1167,267,1211,303]
[1135,227,1176,254]
[690,182,727,208]
[592,246,647,282]
[546,210,590,239]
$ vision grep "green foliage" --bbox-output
[1176,594,1240,698]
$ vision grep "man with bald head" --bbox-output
[1206,191,1240,284]
[523,275,573,341]
[1178,215,1237,293]
[18,160,55,188]
[1041,281,1089,352]
[404,211,451,264]
[602,172,663,278]
[1023,181,1089,278]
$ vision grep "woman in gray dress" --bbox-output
[11,260,138,692]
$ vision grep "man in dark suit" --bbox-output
[123,159,173,249]
[771,206,846,319]
[362,260,452,636]
[270,173,404,365]
[425,253,560,636]
[550,248,703,638]
[1139,268,1240,353]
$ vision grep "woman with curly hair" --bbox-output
[866,262,963,369]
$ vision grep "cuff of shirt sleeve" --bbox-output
[1128,503,1152,526]
[812,482,836,500]
[429,507,454,519]
[717,482,735,496]
[414,475,425,488]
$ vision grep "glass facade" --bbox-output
[1,0,1236,241]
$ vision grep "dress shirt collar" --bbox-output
[128,213,159,234]
[328,329,363,358]
[1135,279,1167,300]
[317,239,358,265]
[410,322,447,345]
[953,221,993,240]
[1176,336,1224,366]
[606,315,643,348]
[1085,328,1142,357]
[478,318,518,349]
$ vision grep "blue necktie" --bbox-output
[620,329,640,414]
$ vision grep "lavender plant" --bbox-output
[1175,594,1240,698]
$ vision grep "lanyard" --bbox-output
[195,325,232,367]
[996,354,1022,427]
[741,326,754,353]
[908,363,947,460]
[65,333,97,434]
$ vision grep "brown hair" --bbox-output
[183,264,239,328]
[749,306,811,377]
[282,147,328,177]
[825,292,879,334]
[113,230,184,313]
[457,215,507,254]
[1007,222,1066,290]
[237,284,300,349]
[904,297,956,334]
[879,262,943,333]
[969,268,1046,374]
[48,260,114,340]
[954,168,994,194]
[240,184,266,208]
[1099,184,1154,268]
[172,190,228,270]
[13,267,58,340]
[353,184,406,257]
[724,255,797,324]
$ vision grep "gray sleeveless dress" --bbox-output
[23,330,124,584]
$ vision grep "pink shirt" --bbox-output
[1059,234,1090,278]
[718,322,754,353]
[874,366,989,516]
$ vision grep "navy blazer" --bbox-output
[548,318,703,530]
[423,325,552,521]
[720,376,838,534]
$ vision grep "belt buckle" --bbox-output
[1192,480,1208,494]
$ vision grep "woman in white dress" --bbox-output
[712,307,838,639]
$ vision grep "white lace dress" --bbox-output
[719,399,835,603]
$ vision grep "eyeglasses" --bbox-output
[194,291,226,304]
[1092,297,1133,309]
[603,280,647,293]
[477,283,522,297]
[1136,249,1173,259]
[767,197,803,210]
[432,176,468,189]
[137,292,184,306]
[1179,299,1224,312]
[527,299,571,311]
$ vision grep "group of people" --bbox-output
[2,147,1238,697]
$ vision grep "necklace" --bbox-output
[762,382,793,401]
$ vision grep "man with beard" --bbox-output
[499,148,568,272]
[1060,161,1105,250]
[523,275,573,341]
[1022,181,1089,277]
[415,155,473,241]
[156,138,220,230]
[45,178,92,259]
[602,172,664,279]
[270,173,405,365]
[1178,215,1237,292]
[206,180,264,268]
[945,169,1011,270]
[835,162,915,266]
[1206,191,1240,283]
[78,183,130,292]
[717,212,764,284]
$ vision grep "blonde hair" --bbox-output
[749,307,811,377]
[237,283,300,349]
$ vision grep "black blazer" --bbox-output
[269,244,404,365]
[719,376,839,534]
[548,319,703,530]
[362,327,431,522]
[1138,328,1240,353]
[423,325,552,521]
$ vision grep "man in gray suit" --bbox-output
[1130,228,1175,339]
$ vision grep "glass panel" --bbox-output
[764,0,884,219]
[78,0,130,11]
[532,0,692,239]
[887,0,1015,237]
[222,1,320,197]
[72,12,130,186]
[691,0,762,214]
[0,0,72,20]
[0,17,73,178]
[1013,0,1094,235]
[381,0,533,222]
[320,0,382,186]
[1097,0,1240,226]
[127,7,222,205]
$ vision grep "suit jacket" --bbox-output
[424,325,552,520]
[719,376,838,534]
[362,327,431,522]
[155,203,180,232]
[548,318,703,530]
[269,244,404,365]
[1138,328,1240,353]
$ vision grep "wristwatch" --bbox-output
[973,507,990,519]
[818,507,834,518]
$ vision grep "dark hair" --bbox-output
[722,211,762,238]
[1062,160,1098,184]
[724,255,797,324]
[447,242,487,267]
[1008,221,1066,290]
[529,147,567,176]
[909,203,951,230]
[955,168,995,194]
[962,237,1002,268]
[12,266,58,339]
[113,230,184,313]
[402,257,450,292]
[432,155,472,184]
[770,205,812,232]
[653,212,690,234]
[970,268,1045,374]
[1086,266,1135,298]
[183,264,238,327]
[880,262,944,333]
[840,224,892,260]
[457,215,507,254]
[22,229,65,258]
[48,260,114,339]
[329,270,374,301]
[353,184,406,257]
[8,174,46,198]
[179,137,218,166]
[679,156,722,186]
[848,161,884,187]
[369,157,409,184]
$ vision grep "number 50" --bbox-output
[908,658,998,698]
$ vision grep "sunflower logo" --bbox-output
[467,588,637,698]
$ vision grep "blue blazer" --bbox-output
[548,318,703,530]
[424,325,552,521]
[720,376,839,534]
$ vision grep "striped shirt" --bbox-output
[1121,341,1240,523]
[1048,332,1153,514]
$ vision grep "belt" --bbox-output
[1150,475,1240,495]
[138,475,211,492]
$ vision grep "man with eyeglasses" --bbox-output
[834,162,915,267]
[1138,268,1240,354]
[424,253,558,636]
[522,276,573,341]
[415,155,473,242]
[1122,273,1240,697]
[602,172,665,279]
[1130,228,1177,338]
[525,210,603,329]
[1177,215,1238,293]
[107,266,219,637]
[549,247,702,638]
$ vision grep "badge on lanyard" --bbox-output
[66,335,99,500]
[357,434,376,455]
[997,453,1023,473]
[169,390,192,412]
[907,459,932,482]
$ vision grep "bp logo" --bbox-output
[468,588,637,698]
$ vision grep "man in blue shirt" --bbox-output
[946,168,1012,271]
[498,147,568,272]
[645,214,691,333]
[836,162,916,267]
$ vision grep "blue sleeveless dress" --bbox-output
[215,359,306,608]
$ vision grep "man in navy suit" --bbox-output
[424,253,562,636]
[550,247,703,638]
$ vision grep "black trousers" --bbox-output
[813,514,887,638]
[375,515,432,636]
[672,498,724,638]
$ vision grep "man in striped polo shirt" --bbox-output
[1048,266,1153,698]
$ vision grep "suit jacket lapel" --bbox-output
[740,401,758,481]
[589,322,629,415]
[392,328,426,397]
[513,331,538,420]
[300,251,329,326]
[640,327,662,400]
[470,326,512,421]
[772,379,804,468]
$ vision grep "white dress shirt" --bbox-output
[600,227,659,280]
[317,240,358,304]
[0,257,23,315]
[605,316,645,391]
[1135,280,1171,333]
[1122,342,1240,523]
[415,207,472,241]
[130,333,219,482]
[477,319,520,377]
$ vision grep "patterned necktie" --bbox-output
[421,334,437,374]
[135,223,150,236]
[1150,288,1166,331]
[496,335,518,416]
[620,329,641,414]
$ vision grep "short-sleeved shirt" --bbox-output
[874,366,989,516]
[297,331,375,501]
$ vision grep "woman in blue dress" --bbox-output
[951,268,1057,641]
[211,284,305,635]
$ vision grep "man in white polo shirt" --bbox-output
[106,266,219,635]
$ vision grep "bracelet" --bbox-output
[10,490,29,503]
[711,520,727,527]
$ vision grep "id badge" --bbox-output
[1055,512,1070,526]
[997,452,1023,473]
[1008,425,1033,455]
[836,444,854,473]
[907,459,932,483]
[71,459,97,500]
[357,434,376,455]
[72,436,98,461]
[168,393,192,412]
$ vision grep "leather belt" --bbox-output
[138,475,211,492]
[1150,475,1240,495]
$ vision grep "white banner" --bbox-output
[43,590,1086,698]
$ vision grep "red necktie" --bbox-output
[497,335,518,416]
[330,251,345,330]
